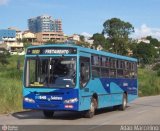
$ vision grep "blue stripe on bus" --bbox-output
[100,78,138,95]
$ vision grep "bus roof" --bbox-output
[27,43,137,62]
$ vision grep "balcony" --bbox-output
[2,37,16,42]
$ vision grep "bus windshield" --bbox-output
[25,57,76,88]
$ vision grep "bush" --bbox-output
[138,69,160,96]
[152,63,160,71]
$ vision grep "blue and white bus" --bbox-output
[23,43,138,118]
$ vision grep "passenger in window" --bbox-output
[80,63,87,87]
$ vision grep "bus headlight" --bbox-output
[64,98,78,104]
[24,97,35,103]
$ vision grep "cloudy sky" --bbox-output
[0,0,160,39]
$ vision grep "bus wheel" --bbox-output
[84,98,97,118]
[43,110,54,118]
[119,93,127,111]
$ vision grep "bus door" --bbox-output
[79,55,91,110]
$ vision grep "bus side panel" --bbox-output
[109,82,124,106]
[128,94,138,102]
[98,94,112,109]
[79,78,138,111]
[128,79,138,102]
[79,96,91,111]
[111,94,123,106]
[100,78,138,105]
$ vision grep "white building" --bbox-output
[8,27,23,40]
[22,31,36,42]
[137,37,150,44]
[7,42,25,55]
[68,34,80,42]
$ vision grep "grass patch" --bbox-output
[138,68,160,96]
[0,55,24,114]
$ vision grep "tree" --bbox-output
[79,35,85,42]
[146,36,160,58]
[102,18,134,55]
[73,35,90,48]
[132,42,157,64]
[146,36,160,47]
[91,33,106,49]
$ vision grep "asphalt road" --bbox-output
[0,95,160,130]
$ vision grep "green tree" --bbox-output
[146,36,160,59]
[102,18,134,55]
[74,35,90,48]
[79,35,85,42]
[146,36,160,47]
[91,33,106,49]
[133,42,157,64]
[76,41,90,48]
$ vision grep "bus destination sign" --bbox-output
[27,47,77,55]
[44,49,70,54]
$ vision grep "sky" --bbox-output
[0,0,160,39]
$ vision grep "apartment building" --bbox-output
[36,32,64,43]
[28,15,62,33]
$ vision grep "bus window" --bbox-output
[102,57,106,66]
[25,57,77,88]
[92,55,99,66]
[92,67,100,78]
[110,58,117,69]
[117,69,123,78]
[120,61,124,69]
[124,70,130,78]
[117,60,123,69]
[117,60,120,69]
[109,69,117,78]
[80,57,90,87]
[106,57,110,68]
[134,62,137,78]
[101,68,109,77]
[124,61,129,70]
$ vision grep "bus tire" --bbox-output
[84,98,97,118]
[119,93,127,111]
[43,110,54,118]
